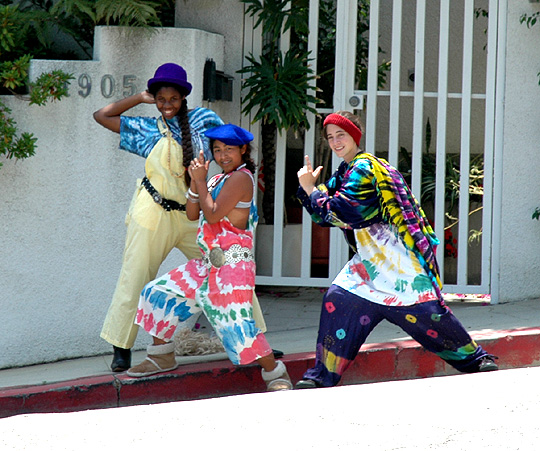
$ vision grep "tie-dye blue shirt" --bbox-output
[119,107,223,161]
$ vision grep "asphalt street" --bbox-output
[1,366,539,450]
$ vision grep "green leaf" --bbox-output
[29,70,74,105]
[95,0,161,27]
[1,54,31,90]
[0,99,37,161]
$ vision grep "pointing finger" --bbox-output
[304,155,313,171]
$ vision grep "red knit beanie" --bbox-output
[323,113,362,146]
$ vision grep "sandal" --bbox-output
[126,342,178,378]
[261,360,293,392]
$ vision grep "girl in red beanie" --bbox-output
[295,111,498,388]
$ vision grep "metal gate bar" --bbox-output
[456,1,474,287]
[434,0,451,285]
[479,0,499,301]
[490,0,508,304]
[388,0,403,167]
[411,0,426,197]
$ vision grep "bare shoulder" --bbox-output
[225,170,253,186]
[221,170,253,198]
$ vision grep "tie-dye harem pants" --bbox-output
[134,217,272,366]
[303,285,491,387]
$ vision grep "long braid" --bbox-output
[177,99,193,185]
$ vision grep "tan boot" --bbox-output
[126,342,178,377]
[261,360,292,391]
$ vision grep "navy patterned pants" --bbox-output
[303,285,489,387]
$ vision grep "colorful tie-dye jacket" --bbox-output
[297,152,442,306]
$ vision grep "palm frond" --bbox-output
[95,0,161,27]
[239,50,319,132]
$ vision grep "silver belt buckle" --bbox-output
[209,247,226,268]
[152,192,162,204]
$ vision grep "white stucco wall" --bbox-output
[497,3,540,301]
[174,0,246,124]
[0,26,226,369]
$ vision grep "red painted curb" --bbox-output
[0,375,118,418]
[1,328,539,418]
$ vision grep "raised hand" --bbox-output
[140,90,156,104]
[189,150,209,182]
[297,155,323,194]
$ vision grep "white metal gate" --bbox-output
[242,0,506,301]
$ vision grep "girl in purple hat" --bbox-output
[93,64,271,372]
[127,124,292,392]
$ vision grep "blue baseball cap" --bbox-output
[205,124,254,146]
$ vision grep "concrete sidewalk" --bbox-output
[3,367,540,451]
[1,287,540,418]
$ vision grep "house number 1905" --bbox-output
[77,74,137,98]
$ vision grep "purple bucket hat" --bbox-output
[147,63,193,95]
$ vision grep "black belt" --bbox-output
[141,177,185,212]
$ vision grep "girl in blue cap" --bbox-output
[127,124,292,392]
[93,64,268,372]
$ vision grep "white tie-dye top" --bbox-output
[332,223,438,307]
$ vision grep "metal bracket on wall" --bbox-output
[203,59,233,102]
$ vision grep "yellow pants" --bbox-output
[101,188,266,349]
